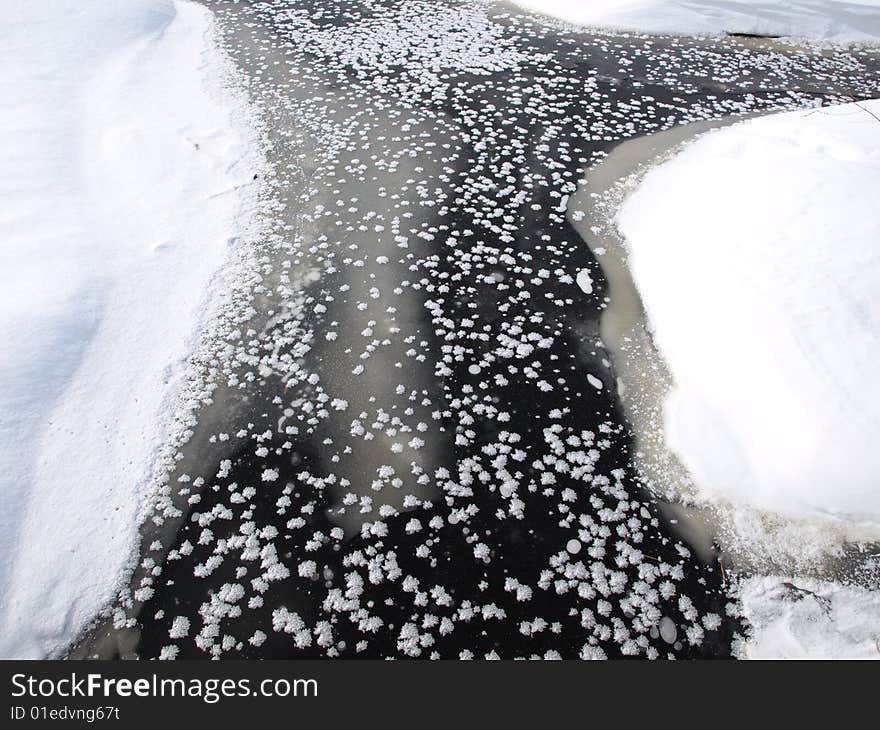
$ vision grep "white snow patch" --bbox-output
[0,0,259,657]
[737,576,880,658]
[509,1,880,42]
[575,269,593,294]
[617,99,880,529]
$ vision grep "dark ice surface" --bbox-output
[70,0,880,659]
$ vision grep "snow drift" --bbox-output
[0,0,259,657]
[616,98,880,528]
[509,0,880,42]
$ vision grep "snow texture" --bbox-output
[0,0,259,658]
[510,0,880,42]
[617,99,880,528]
[736,576,880,658]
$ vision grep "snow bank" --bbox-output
[616,99,880,529]
[509,1,880,42]
[0,0,259,657]
[736,576,880,658]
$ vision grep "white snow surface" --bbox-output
[509,1,880,42]
[737,576,880,658]
[0,0,258,657]
[617,99,880,529]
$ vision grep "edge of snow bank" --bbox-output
[616,98,880,531]
[0,0,269,658]
[507,0,880,44]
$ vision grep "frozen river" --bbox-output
[71,0,880,660]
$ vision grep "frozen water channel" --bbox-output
[70,0,880,659]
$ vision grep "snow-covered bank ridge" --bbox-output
[508,1,880,43]
[0,0,266,658]
[618,98,880,529]
[612,99,880,656]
